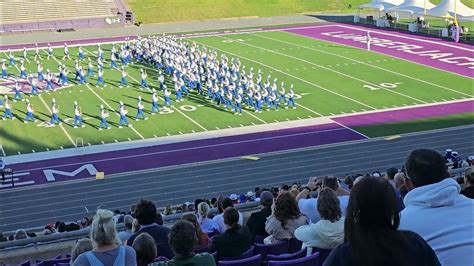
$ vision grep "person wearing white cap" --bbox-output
[163,86,172,108]
[135,96,148,121]
[140,69,148,89]
[73,101,85,128]
[98,105,110,130]
[63,42,70,60]
[47,43,53,59]
[34,43,41,61]
[151,89,160,114]
[119,66,129,88]
[2,95,14,120]
[118,101,130,128]
[50,99,60,125]
[285,84,296,109]
[2,60,8,79]
[95,67,105,87]
[23,99,35,123]
[19,61,28,79]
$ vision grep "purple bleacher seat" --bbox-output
[311,247,332,265]
[196,243,212,253]
[20,261,31,266]
[267,248,307,261]
[267,251,320,266]
[53,258,71,264]
[153,256,169,262]
[218,254,262,266]
[288,238,303,253]
[253,241,289,262]
[56,263,70,266]
[254,235,265,244]
[220,246,254,261]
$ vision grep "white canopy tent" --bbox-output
[458,15,474,21]
[426,0,473,18]
[388,0,435,15]
[359,0,405,11]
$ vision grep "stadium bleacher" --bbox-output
[0,0,128,33]
[1,152,472,265]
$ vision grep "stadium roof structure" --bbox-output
[388,0,435,15]
[425,0,473,18]
[358,0,405,11]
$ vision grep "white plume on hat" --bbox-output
[100,105,104,109]
[120,101,124,106]
[74,101,78,106]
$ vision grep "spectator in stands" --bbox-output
[151,220,216,266]
[132,219,141,233]
[126,200,173,259]
[324,177,440,266]
[197,202,219,234]
[385,167,398,188]
[163,205,173,216]
[182,213,210,250]
[213,198,243,233]
[57,221,67,233]
[295,188,344,250]
[132,233,157,266]
[211,207,251,258]
[265,192,308,244]
[155,213,164,226]
[72,209,137,266]
[70,238,93,263]
[400,149,474,266]
[14,229,28,240]
[119,215,134,244]
[394,172,405,191]
[246,191,273,242]
[461,167,474,199]
[296,176,349,223]
[0,232,7,242]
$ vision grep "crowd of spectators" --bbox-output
[1,149,473,266]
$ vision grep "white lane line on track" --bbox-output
[2,127,472,202]
[223,35,427,104]
[3,142,473,217]
[192,40,375,111]
[256,32,472,98]
[0,145,6,156]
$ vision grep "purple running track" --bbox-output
[334,100,474,127]
[285,24,474,78]
[4,123,365,189]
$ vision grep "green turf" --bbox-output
[354,112,474,137]
[125,0,474,24]
[126,0,368,24]
[0,30,473,155]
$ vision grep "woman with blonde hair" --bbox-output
[196,202,218,234]
[72,209,137,266]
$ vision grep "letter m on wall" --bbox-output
[43,164,98,182]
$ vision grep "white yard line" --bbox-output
[85,84,145,140]
[0,145,6,156]
[332,120,370,139]
[38,95,77,146]
[220,35,427,104]
[193,40,376,110]
[46,48,145,140]
[83,47,208,132]
[242,109,268,124]
[4,51,76,146]
[257,32,473,98]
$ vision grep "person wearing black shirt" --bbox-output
[211,207,251,258]
[246,191,273,243]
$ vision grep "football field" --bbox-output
[0,24,473,156]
